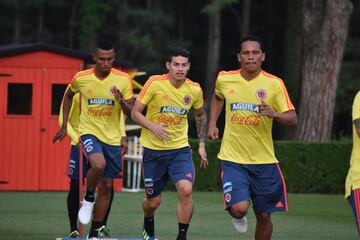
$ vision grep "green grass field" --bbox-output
[0,191,357,240]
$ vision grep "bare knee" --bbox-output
[176,180,193,200]
[256,213,271,225]
[145,196,161,211]
[229,201,249,218]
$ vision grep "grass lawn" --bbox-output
[0,191,357,240]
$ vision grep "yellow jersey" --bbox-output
[215,69,294,164]
[137,74,204,150]
[69,68,132,145]
[345,91,360,198]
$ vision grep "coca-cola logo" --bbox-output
[231,114,260,125]
[157,115,182,125]
[87,107,113,116]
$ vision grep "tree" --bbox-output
[296,0,353,142]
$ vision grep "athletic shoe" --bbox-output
[86,235,99,240]
[231,216,248,233]
[78,199,95,224]
[97,225,111,238]
[142,227,155,240]
[69,230,80,238]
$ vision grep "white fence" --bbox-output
[123,136,143,192]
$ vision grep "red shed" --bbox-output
[0,43,123,191]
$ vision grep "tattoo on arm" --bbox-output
[195,110,207,143]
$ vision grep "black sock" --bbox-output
[143,216,155,236]
[85,189,95,202]
[177,223,189,240]
[67,179,79,232]
[103,185,114,226]
[89,221,103,237]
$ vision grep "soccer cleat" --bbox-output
[97,225,111,238]
[68,230,80,238]
[231,216,248,233]
[78,199,95,224]
[142,227,155,240]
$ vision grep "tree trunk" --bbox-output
[13,1,21,43]
[241,0,251,37]
[296,0,353,142]
[204,9,221,119]
[68,0,79,48]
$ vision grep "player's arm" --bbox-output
[354,119,360,137]
[131,99,170,140]
[259,100,297,127]
[195,107,208,168]
[208,94,224,140]
[114,88,134,117]
[53,88,75,143]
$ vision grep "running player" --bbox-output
[53,40,133,239]
[131,47,208,240]
[345,90,360,235]
[208,35,297,240]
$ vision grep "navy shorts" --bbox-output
[221,160,288,214]
[80,134,122,179]
[68,145,89,180]
[143,146,194,198]
[348,188,360,235]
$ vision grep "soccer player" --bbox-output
[59,88,127,238]
[208,35,297,240]
[345,91,360,235]
[131,47,208,240]
[53,40,134,239]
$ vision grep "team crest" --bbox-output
[86,146,93,152]
[109,86,117,96]
[183,95,191,105]
[146,188,154,195]
[225,193,232,203]
[255,89,267,100]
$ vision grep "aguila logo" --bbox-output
[183,95,191,105]
[109,86,117,96]
[256,89,267,100]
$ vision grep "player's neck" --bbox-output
[94,68,111,80]
[168,76,185,88]
[240,69,261,81]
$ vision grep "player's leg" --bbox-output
[220,160,251,233]
[78,135,106,225]
[142,147,168,240]
[89,142,122,238]
[348,188,360,235]
[89,178,112,238]
[67,145,81,237]
[102,180,114,225]
[251,164,287,240]
[168,147,195,240]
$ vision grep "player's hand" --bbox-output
[151,123,170,140]
[208,124,219,140]
[114,87,124,104]
[198,142,208,169]
[259,100,277,118]
[53,127,67,143]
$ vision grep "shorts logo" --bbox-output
[146,188,154,195]
[225,193,231,203]
[256,89,267,100]
[184,95,191,105]
[86,146,93,152]
[144,178,154,187]
[223,182,232,194]
[186,173,193,179]
[109,86,117,96]
[68,168,73,176]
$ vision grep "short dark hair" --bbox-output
[167,47,190,62]
[239,35,265,52]
[95,40,113,51]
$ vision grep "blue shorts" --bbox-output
[348,188,360,235]
[80,134,122,179]
[221,160,288,214]
[143,146,194,198]
[68,145,89,180]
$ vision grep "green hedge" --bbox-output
[187,139,352,194]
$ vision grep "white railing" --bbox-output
[123,136,143,192]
